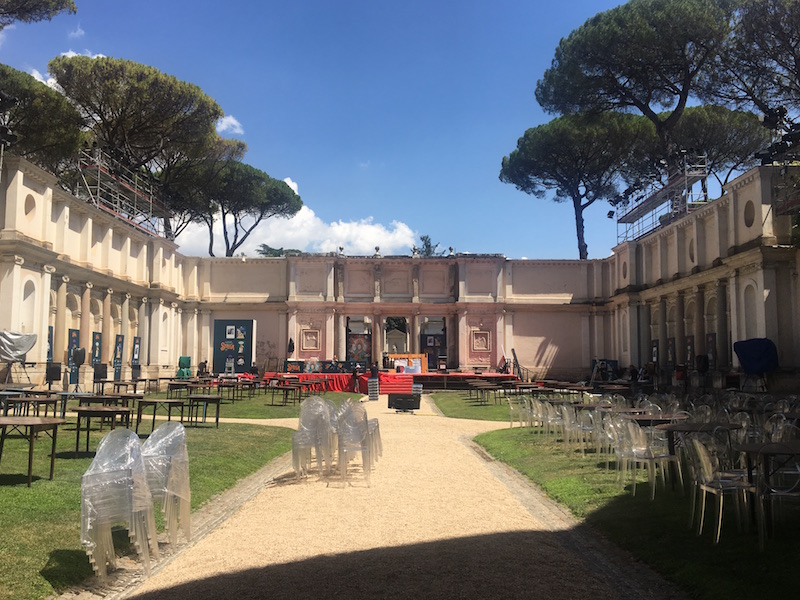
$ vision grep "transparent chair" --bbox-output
[508,395,531,428]
[292,396,335,479]
[338,400,372,484]
[141,421,191,546]
[689,438,759,544]
[81,428,158,580]
[628,420,683,500]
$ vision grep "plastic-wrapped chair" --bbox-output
[141,422,191,546]
[81,428,158,580]
[338,401,371,484]
[292,396,334,478]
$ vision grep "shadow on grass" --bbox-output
[40,549,94,589]
[0,473,38,486]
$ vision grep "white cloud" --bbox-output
[283,177,298,194]
[0,24,14,48]
[174,206,415,257]
[60,49,105,59]
[30,69,62,92]
[216,115,244,135]
[69,25,85,39]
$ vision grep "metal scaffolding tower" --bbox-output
[616,153,709,243]
[76,147,170,238]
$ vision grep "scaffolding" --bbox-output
[616,153,709,243]
[76,147,171,238]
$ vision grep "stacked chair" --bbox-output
[80,429,159,580]
[81,423,192,579]
[292,396,336,478]
[292,396,381,485]
[141,422,191,546]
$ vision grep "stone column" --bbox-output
[411,312,421,354]
[138,298,149,365]
[54,275,69,363]
[336,311,346,360]
[80,282,92,353]
[693,287,706,358]
[716,280,730,368]
[121,293,131,360]
[102,288,113,363]
[658,297,668,369]
[675,292,686,364]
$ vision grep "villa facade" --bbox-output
[1,155,798,385]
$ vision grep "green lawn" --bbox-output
[0,404,297,600]
[457,406,800,600]
[3,389,795,600]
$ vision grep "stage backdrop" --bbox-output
[213,319,255,374]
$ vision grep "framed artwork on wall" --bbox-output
[472,330,490,352]
[302,329,320,351]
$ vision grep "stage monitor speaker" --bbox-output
[94,363,108,381]
[46,362,62,382]
[73,347,86,368]
[695,354,709,374]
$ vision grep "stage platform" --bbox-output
[262,371,519,395]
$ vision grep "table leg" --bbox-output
[27,425,35,487]
[152,403,157,432]
[75,416,81,453]
[49,425,58,480]
[85,416,91,453]
[0,425,6,465]
[136,402,144,434]
[214,401,219,428]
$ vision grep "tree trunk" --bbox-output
[573,197,588,260]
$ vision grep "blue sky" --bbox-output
[0,0,626,259]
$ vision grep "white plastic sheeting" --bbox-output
[81,429,159,580]
[141,422,191,546]
[0,330,37,362]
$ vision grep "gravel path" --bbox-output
[63,395,684,600]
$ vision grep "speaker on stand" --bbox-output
[72,347,86,392]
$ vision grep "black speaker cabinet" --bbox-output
[388,393,420,412]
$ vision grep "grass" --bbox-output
[464,414,800,600]
[427,391,509,422]
[0,387,331,600]
[4,388,795,600]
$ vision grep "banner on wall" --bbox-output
[131,336,141,366]
[68,328,79,385]
[91,332,102,366]
[113,334,124,381]
[685,335,695,369]
[651,339,659,365]
[667,338,676,368]
[212,320,255,374]
[47,326,53,362]
[706,332,717,370]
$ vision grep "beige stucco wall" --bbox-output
[3,154,800,381]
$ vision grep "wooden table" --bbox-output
[0,416,66,486]
[737,439,800,537]
[187,394,222,428]
[135,398,185,433]
[73,406,132,453]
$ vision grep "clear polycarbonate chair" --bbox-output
[508,395,531,428]
[628,420,683,500]
[141,421,191,546]
[81,428,158,580]
[292,396,335,479]
[338,400,372,484]
[690,438,758,544]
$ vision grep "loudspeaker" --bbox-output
[695,354,709,374]
[46,362,62,382]
[93,363,107,381]
[73,347,86,367]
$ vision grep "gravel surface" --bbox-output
[59,395,685,600]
